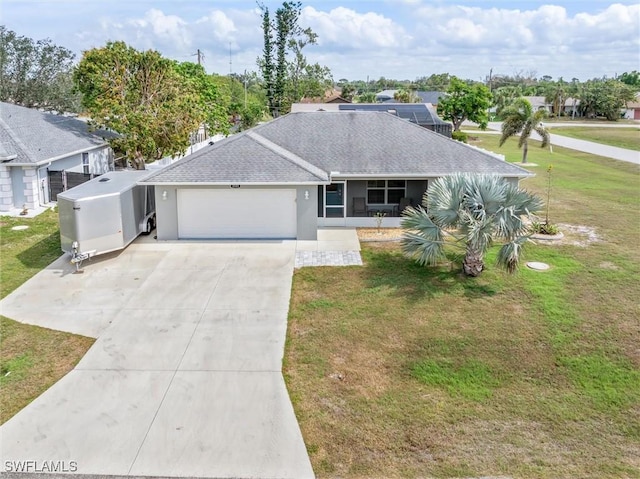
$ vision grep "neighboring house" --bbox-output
[300,89,351,104]
[523,96,581,117]
[0,102,114,212]
[291,102,452,137]
[141,111,532,241]
[375,90,446,106]
[523,96,552,112]
[623,94,640,119]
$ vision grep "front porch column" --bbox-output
[0,164,13,212]
[22,167,39,209]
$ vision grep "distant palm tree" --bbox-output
[544,78,567,117]
[393,89,420,103]
[493,85,523,117]
[499,97,550,164]
[401,174,542,277]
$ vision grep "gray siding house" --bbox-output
[0,102,114,213]
[142,112,532,241]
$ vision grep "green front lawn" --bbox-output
[285,138,640,477]
[549,126,640,151]
[0,208,94,424]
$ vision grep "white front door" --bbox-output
[177,188,297,239]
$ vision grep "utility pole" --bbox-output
[193,49,204,66]
[229,42,232,76]
[488,67,493,92]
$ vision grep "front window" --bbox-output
[367,180,406,204]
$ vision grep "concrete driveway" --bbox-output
[0,240,314,478]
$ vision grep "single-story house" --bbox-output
[141,111,533,241]
[0,102,114,212]
[623,94,640,120]
[522,96,581,117]
[291,102,452,137]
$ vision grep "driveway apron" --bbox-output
[0,241,314,479]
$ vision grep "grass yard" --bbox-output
[550,126,640,151]
[0,208,94,424]
[285,137,640,477]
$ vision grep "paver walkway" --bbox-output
[296,227,362,267]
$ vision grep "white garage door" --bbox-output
[177,188,297,239]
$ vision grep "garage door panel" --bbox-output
[177,189,296,239]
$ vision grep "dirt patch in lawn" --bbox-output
[357,228,403,242]
[533,223,601,247]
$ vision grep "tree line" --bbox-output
[1,3,638,169]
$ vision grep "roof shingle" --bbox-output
[0,102,111,165]
[142,111,532,184]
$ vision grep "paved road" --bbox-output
[0,241,314,478]
[485,122,640,165]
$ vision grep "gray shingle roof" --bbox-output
[0,102,111,165]
[255,112,530,177]
[142,130,329,184]
[143,111,532,184]
[338,103,449,126]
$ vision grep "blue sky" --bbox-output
[3,0,639,82]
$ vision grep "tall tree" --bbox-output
[438,77,493,131]
[401,174,542,277]
[259,6,275,113]
[578,79,635,120]
[355,91,377,103]
[544,78,567,117]
[259,1,330,115]
[74,41,208,169]
[414,73,452,91]
[499,97,550,164]
[174,62,229,136]
[492,85,523,118]
[618,71,640,90]
[0,26,80,112]
[393,89,420,103]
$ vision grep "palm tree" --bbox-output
[493,85,523,117]
[401,174,542,277]
[544,78,567,117]
[499,97,550,164]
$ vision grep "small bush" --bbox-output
[451,130,468,143]
[531,221,560,235]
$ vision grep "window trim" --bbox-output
[366,179,406,205]
[82,152,89,174]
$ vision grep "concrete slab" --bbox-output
[207,283,292,311]
[76,309,202,371]
[0,240,314,478]
[0,370,174,476]
[0,308,120,338]
[129,371,314,479]
[125,267,222,310]
[179,310,287,372]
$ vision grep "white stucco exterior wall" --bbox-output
[0,164,13,212]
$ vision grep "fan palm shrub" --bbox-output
[401,174,543,277]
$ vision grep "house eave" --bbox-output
[138,180,331,187]
[5,143,109,167]
[334,171,534,179]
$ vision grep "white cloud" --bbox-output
[128,9,191,50]
[9,1,637,82]
[301,6,411,49]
